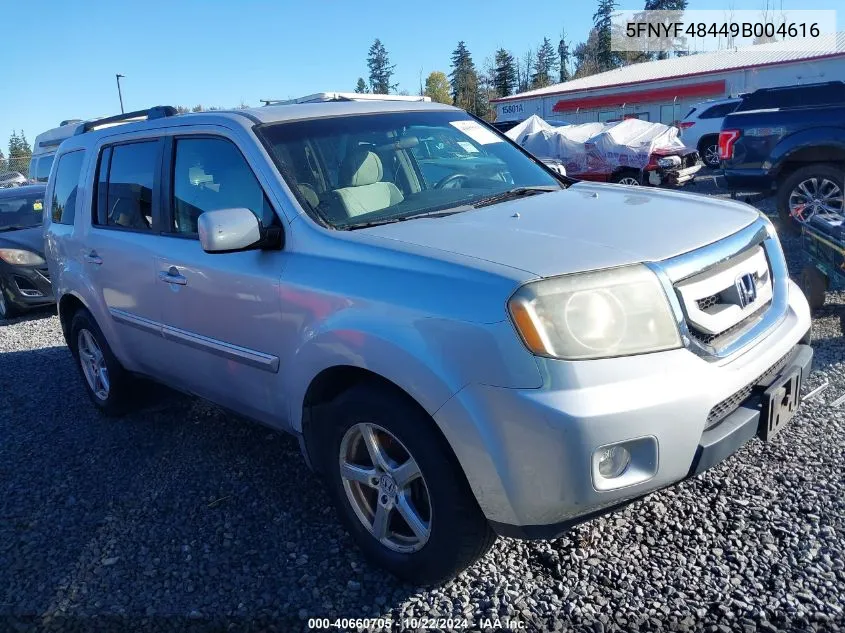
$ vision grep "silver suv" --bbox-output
[44,101,813,584]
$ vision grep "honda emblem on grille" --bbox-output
[735,273,757,308]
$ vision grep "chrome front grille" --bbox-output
[649,217,790,360]
[675,245,773,347]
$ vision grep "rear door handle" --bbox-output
[158,266,187,286]
[84,250,103,265]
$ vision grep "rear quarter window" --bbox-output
[35,154,55,182]
[699,102,740,119]
[51,151,85,225]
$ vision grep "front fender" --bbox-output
[285,310,542,433]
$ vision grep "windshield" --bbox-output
[0,192,44,230]
[257,110,562,229]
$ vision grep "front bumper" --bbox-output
[0,263,54,311]
[650,163,703,186]
[434,282,812,536]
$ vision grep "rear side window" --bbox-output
[51,151,85,225]
[95,141,158,231]
[681,107,696,120]
[35,154,55,182]
[699,102,740,119]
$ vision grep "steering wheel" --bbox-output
[434,173,470,190]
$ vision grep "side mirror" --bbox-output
[198,208,265,254]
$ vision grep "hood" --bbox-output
[0,226,45,255]
[363,182,759,278]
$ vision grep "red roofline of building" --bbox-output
[490,49,845,104]
[552,79,725,112]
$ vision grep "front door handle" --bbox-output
[84,250,103,265]
[158,266,187,286]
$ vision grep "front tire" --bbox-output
[800,265,828,311]
[0,284,20,320]
[70,308,136,416]
[611,170,642,186]
[777,164,844,234]
[316,383,496,585]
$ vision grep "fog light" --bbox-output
[597,446,630,479]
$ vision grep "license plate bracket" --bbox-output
[760,367,802,441]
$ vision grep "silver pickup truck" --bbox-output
[43,100,812,584]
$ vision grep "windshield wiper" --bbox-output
[338,208,466,230]
[0,224,37,233]
[471,186,559,209]
[337,186,560,230]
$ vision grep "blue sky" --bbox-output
[3,0,843,146]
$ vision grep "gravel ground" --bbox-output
[1,177,844,633]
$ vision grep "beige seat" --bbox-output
[333,149,404,217]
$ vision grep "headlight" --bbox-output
[0,248,45,266]
[508,264,681,360]
[657,155,682,169]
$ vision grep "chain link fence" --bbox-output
[1,156,32,180]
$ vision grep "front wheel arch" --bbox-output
[301,366,460,476]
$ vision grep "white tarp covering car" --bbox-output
[505,115,701,186]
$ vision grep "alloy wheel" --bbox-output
[338,422,432,553]
[78,328,110,401]
[788,177,843,223]
[618,177,640,186]
[0,291,7,319]
[703,144,720,167]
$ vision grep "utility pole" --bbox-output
[115,74,125,113]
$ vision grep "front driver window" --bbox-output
[172,137,276,235]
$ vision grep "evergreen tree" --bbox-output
[192,105,204,112]
[18,131,31,156]
[354,77,368,94]
[424,71,452,104]
[573,29,603,78]
[493,48,517,97]
[531,37,559,89]
[644,0,687,10]
[449,41,480,115]
[8,131,20,159]
[367,39,397,94]
[593,0,620,72]
[558,32,571,82]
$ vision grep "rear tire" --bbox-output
[777,164,844,235]
[800,265,828,311]
[70,308,136,416]
[315,383,496,585]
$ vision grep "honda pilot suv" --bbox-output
[44,101,812,584]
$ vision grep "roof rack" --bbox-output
[260,92,431,106]
[74,105,178,135]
